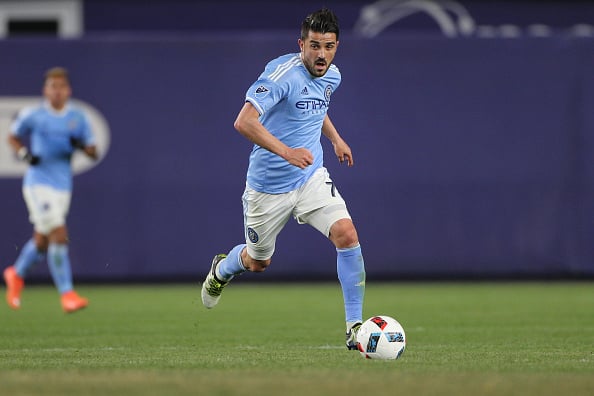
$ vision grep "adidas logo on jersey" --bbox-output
[300,87,309,96]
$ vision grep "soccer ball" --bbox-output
[356,315,406,360]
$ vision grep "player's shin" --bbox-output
[14,238,45,276]
[47,243,73,294]
[216,243,248,281]
[337,244,366,326]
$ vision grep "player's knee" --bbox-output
[329,219,359,248]
[33,233,49,252]
[48,225,68,244]
[242,249,272,272]
[246,258,271,272]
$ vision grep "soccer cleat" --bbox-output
[4,266,25,310]
[61,290,88,313]
[201,254,228,309]
[345,322,362,350]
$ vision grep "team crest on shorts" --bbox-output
[247,227,259,243]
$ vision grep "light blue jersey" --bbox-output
[245,53,341,194]
[11,101,94,191]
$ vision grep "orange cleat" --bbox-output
[3,266,24,310]
[61,290,88,313]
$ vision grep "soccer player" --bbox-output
[201,8,366,349]
[3,67,97,313]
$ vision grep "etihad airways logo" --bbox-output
[295,99,328,111]
[0,97,110,177]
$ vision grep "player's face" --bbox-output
[299,31,339,78]
[43,76,71,110]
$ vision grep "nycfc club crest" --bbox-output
[324,85,333,102]
[247,227,259,243]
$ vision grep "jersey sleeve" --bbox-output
[69,108,95,146]
[78,111,95,146]
[245,78,287,116]
[10,106,36,138]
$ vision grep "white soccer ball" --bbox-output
[356,315,406,360]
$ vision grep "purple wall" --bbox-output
[83,1,594,34]
[0,34,592,281]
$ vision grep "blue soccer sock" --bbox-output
[337,244,366,325]
[47,243,73,294]
[14,238,45,278]
[216,244,247,281]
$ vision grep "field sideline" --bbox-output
[0,282,592,396]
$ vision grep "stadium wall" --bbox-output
[0,34,592,281]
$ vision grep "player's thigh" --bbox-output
[242,186,293,260]
[23,185,71,235]
[294,167,351,237]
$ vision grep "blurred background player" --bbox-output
[201,8,366,349]
[4,67,97,313]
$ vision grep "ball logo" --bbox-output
[385,332,405,343]
[0,97,110,178]
[365,333,382,353]
[370,316,388,330]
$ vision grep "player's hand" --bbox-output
[333,139,354,167]
[285,147,314,169]
[17,147,40,166]
[70,136,86,150]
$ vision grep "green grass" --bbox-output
[0,282,592,395]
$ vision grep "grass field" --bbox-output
[0,281,592,396]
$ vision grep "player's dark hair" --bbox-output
[301,8,339,40]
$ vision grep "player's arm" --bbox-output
[8,134,40,165]
[83,144,98,160]
[322,114,353,166]
[70,113,99,161]
[234,101,313,169]
[70,137,98,160]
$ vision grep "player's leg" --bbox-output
[201,245,246,309]
[13,234,47,276]
[3,234,46,310]
[37,187,87,313]
[330,219,366,349]
[47,225,73,294]
[4,188,50,309]
[295,167,366,349]
[47,224,88,313]
[201,186,292,308]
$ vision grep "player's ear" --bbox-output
[298,38,304,52]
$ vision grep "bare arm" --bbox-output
[69,135,98,160]
[8,134,39,165]
[83,145,98,161]
[322,114,353,167]
[8,134,25,153]
[234,101,313,169]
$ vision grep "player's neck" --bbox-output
[44,100,68,114]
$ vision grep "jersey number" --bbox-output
[325,181,336,197]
